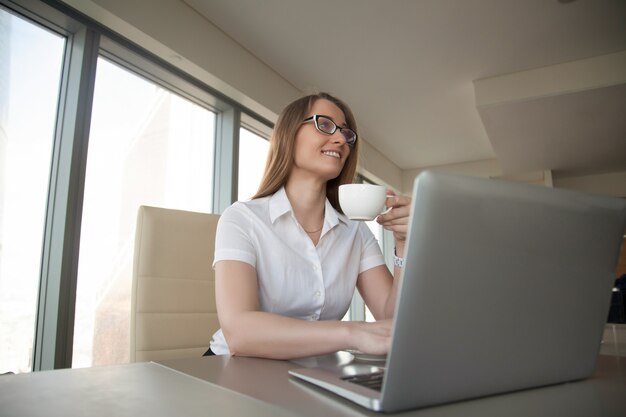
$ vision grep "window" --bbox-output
[0,7,65,374]
[237,126,269,201]
[362,177,386,321]
[342,176,389,322]
[1,0,391,371]
[72,57,216,367]
[0,0,269,371]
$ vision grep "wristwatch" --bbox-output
[393,247,406,268]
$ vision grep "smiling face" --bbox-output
[252,92,359,212]
[291,99,352,184]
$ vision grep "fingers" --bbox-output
[384,192,410,209]
[354,321,392,354]
[376,193,411,242]
[377,194,411,225]
[366,319,393,335]
[377,212,409,227]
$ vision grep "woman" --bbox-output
[207,92,411,359]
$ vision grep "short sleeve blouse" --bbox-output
[209,187,385,354]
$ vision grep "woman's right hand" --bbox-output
[348,319,393,354]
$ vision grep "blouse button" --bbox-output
[314,291,321,298]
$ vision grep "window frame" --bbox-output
[1,0,391,370]
[0,0,271,370]
[348,175,394,321]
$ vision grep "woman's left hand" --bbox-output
[376,191,411,253]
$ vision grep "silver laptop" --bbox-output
[289,170,626,412]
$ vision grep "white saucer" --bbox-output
[344,349,387,363]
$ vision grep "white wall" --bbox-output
[403,158,626,199]
[60,0,403,190]
[62,0,299,120]
[401,159,503,193]
[554,171,626,198]
[57,0,626,196]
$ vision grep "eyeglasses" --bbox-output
[302,114,357,147]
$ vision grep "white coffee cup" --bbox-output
[339,184,390,221]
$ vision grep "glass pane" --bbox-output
[365,213,384,322]
[238,127,269,201]
[0,9,65,373]
[72,57,216,368]
[362,179,384,322]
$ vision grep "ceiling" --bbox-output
[184,0,626,176]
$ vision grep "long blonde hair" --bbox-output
[252,92,359,213]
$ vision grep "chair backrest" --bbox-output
[130,205,220,362]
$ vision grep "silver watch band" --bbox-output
[393,254,406,268]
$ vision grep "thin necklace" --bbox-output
[304,225,323,234]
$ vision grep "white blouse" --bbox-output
[209,186,385,354]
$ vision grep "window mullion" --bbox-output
[350,292,366,321]
[213,107,240,213]
[33,26,99,371]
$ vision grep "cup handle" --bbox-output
[380,194,395,215]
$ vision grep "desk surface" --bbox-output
[0,361,297,417]
[1,354,624,416]
[158,353,626,417]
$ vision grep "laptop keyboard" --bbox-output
[341,370,384,391]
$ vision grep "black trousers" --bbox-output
[203,347,216,356]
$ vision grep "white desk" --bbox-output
[1,354,625,416]
[157,353,626,416]
[0,361,296,417]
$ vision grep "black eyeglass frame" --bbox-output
[302,114,358,147]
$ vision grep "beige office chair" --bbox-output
[130,205,220,362]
